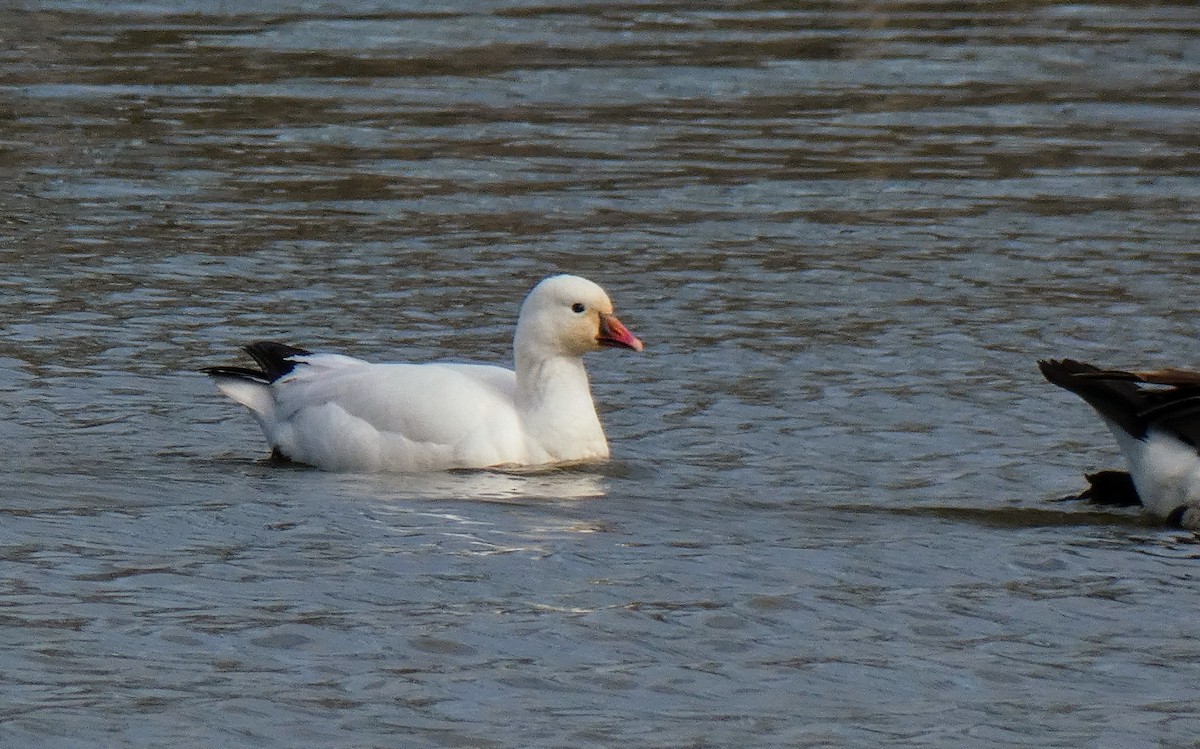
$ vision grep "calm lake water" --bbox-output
[3,1,1200,746]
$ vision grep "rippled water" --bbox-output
[4,1,1200,746]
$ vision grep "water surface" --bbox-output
[3,2,1200,746]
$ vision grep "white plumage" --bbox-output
[205,275,643,473]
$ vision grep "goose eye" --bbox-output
[571,303,586,314]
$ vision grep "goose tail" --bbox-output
[202,341,312,417]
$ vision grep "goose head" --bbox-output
[514,275,644,359]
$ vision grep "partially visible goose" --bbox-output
[1039,358,1200,528]
[204,275,644,472]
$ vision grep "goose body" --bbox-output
[204,275,643,473]
[1039,358,1200,527]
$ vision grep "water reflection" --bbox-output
[334,464,610,504]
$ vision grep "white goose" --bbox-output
[204,275,644,472]
[1040,358,1200,528]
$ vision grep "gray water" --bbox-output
[3,1,1200,747]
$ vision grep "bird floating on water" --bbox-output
[204,274,644,473]
[1039,358,1200,528]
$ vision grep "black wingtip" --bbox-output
[1038,358,1099,386]
[201,365,271,383]
[244,341,312,381]
[202,342,313,384]
[1038,357,1147,439]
